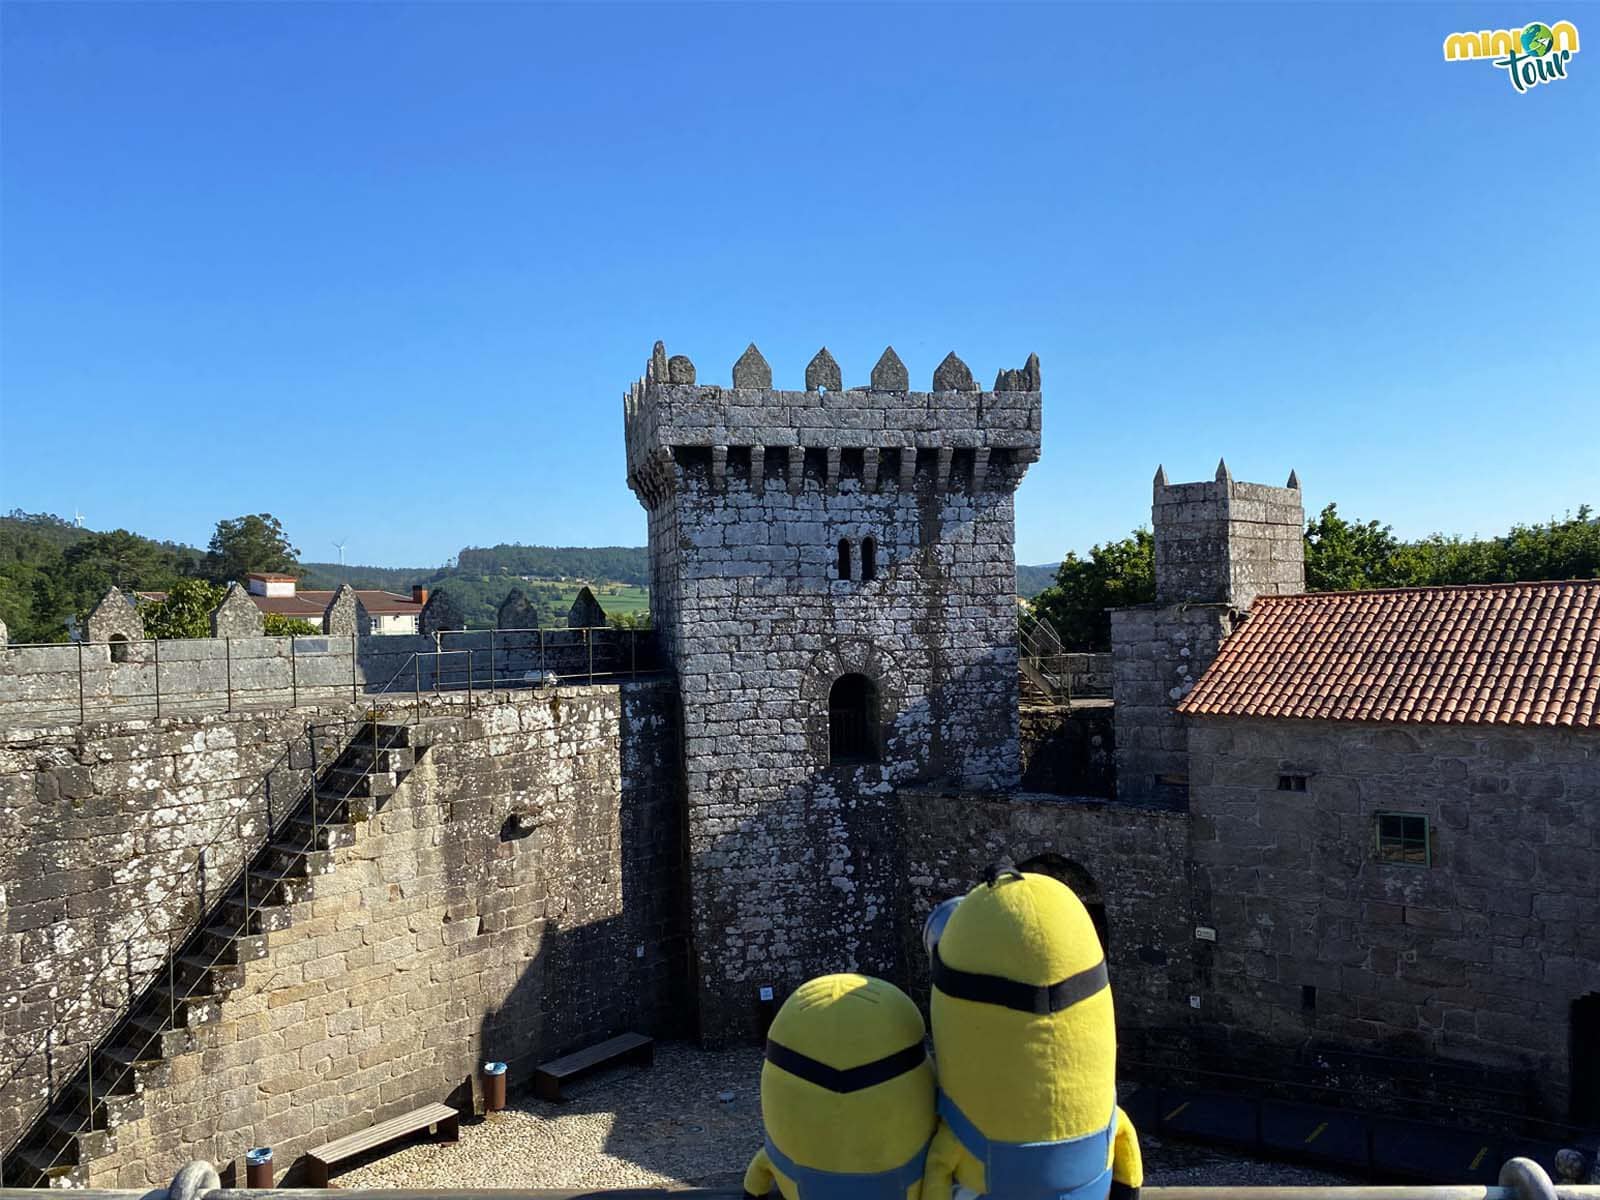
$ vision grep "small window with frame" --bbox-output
[1278,773,1309,792]
[1375,812,1430,866]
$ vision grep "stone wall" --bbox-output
[1110,603,1236,806]
[897,787,1196,1046]
[1061,652,1113,698]
[0,683,685,1184]
[624,343,1039,1040]
[1152,464,1304,609]
[0,630,648,729]
[1018,702,1114,796]
[1186,716,1600,1120]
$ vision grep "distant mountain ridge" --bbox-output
[1016,563,1057,598]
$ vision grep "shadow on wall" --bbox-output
[678,647,1024,1046]
[474,700,695,1096]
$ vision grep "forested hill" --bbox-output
[454,545,649,585]
[300,546,651,592]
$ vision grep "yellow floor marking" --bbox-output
[1163,1101,1190,1122]
[1470,1146,1489,1170]
[1304,1122,1328,1144]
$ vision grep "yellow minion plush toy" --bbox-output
[922,865,1142,1200]
[744,974,937,1200]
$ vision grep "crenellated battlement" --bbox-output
[1150,458,1306,610]
[623,341,1041,504]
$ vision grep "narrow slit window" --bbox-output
[837,538,852,580]
[1376,812,1430,866]
[1278,774,1309,792]
[861,537,877,581]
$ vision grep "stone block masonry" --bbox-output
[626,342,1039,1040]
[0,629,641,729]
[1113,465,1303,807]
[1186,716,1600,1121]
[0,683,685,1186]
[897,787,1196,1048]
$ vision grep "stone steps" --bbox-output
[2,719,424,1190]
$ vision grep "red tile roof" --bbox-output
[1178,579,1600,728]
[259,590,421,617]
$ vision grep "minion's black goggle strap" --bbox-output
[765,1039,926,1093]
[932,945,1109,1015]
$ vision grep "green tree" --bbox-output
[138,579,227,640]
[263,612,320,636]
[63,529,181,594]
[1302,504,1414,592]
[204,514,301,585]
[1030,529,1155,651]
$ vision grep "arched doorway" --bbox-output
[1573,994,1600,1123]
[1017,852,1108,954]
[828,674,879,764]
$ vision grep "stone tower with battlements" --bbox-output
[625,341,1041,1039]
[1153,460,1305,609]
[1112,462,1305,807]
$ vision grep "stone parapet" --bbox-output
[624,342,1042,505]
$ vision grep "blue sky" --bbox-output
[2,2,1596,568]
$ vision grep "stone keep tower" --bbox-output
[625,341,1041,1039]
[1112,461,1304,806]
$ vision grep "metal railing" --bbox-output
[0,626,661,729]
[1019,612,1073,707]
[4,1159,1599,1200]
[0,719,398,1185]
[0,633,663,1184]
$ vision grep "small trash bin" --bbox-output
[483,1061,508,1112]
[245,1148,273,1188]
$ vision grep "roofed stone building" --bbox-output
[1176,578,1600,1124]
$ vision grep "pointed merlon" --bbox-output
[870,347,909,391]
[1023,352,1041,391]
[1215,457,1232,484]
[1286,468,1300,490]
[933,352,975,393]
[732,343,772,389]
[668,354,696,384]
[993,353,1042,392]
[1154,464,1169,487]
[805,347,842,392]
[650,340,668,382]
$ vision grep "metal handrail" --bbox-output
[0,714,401,1183]
[6,1160,1600,1200]
[1121,1056,1593,1143]
[0,626,659,730]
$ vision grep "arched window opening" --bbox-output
[837,538,852,581]
[108,634,131,664]
[1574,994,1600,1122]
[829,673,879,764]
[1017,853,1108,954]
[861,537,877,582]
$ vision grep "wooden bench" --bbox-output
[534,1032,653,1102]
[304,1102,459,1186]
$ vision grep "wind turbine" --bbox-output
[73,508,85,529]
[332,538,348,583]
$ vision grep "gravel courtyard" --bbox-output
[334,1042,1359,1191]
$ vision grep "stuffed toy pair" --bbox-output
[743,868,1142,1200]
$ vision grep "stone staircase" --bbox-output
[1,720,427,1189]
